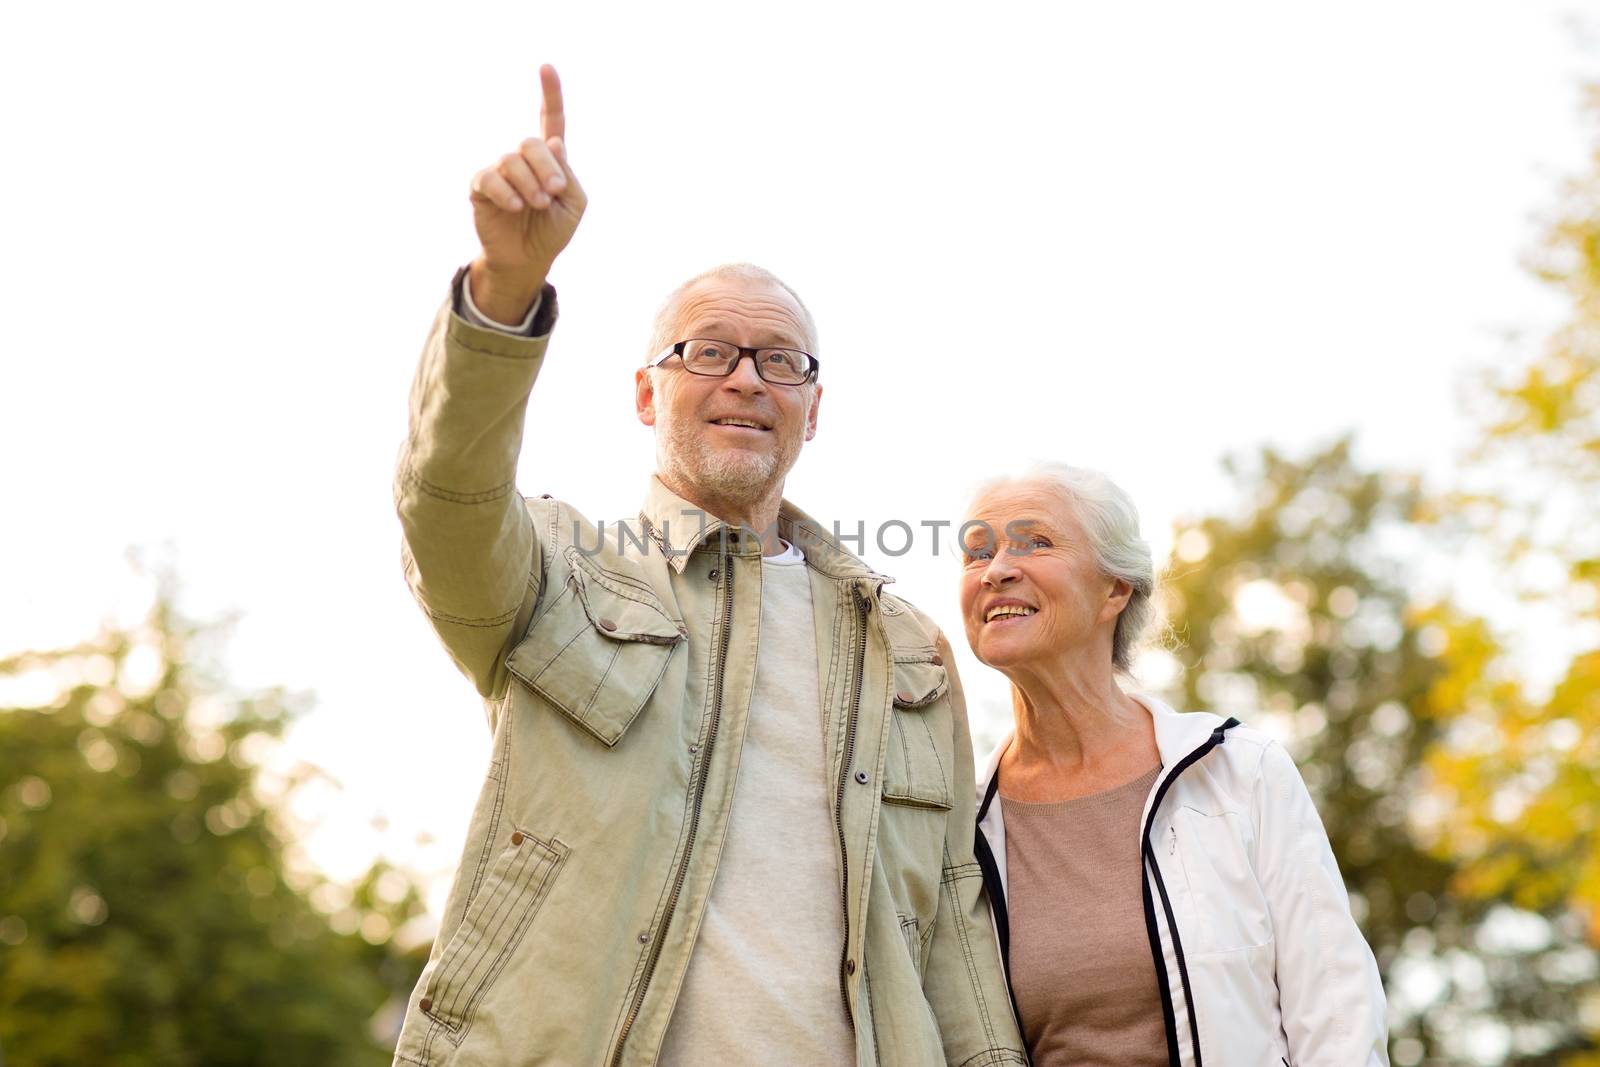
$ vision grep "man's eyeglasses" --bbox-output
[649,338,820,386]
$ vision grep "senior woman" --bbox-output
[959,464,1388,1067]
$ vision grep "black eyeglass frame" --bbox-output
[648,338,820,386]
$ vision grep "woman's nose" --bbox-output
[981,555,1020,588]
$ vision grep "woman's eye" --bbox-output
[964,548,993,564]
[1030,536,1052,549]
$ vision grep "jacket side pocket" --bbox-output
[421,827,569,1044]
[898,912,936,979]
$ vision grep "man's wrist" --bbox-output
[468,258,549,326]
[463,272,543,333]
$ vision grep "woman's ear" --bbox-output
[1101,576,1134,624]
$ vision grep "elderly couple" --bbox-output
[390,67,1388,1067]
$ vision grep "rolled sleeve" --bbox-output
[393,271,559,698]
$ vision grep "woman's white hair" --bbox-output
[969,462,1158,673]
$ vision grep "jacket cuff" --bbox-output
[449,265,558,343]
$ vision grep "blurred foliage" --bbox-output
[0,584,427,1066]
[1416,84,1600,954]
[1483,85,1600,486]
[1159,441,1597,1065]
[1152,77,1600,1067]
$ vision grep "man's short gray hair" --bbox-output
[645,263,819,365]
[969,462,1158,674]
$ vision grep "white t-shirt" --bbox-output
[658,542,857,1065]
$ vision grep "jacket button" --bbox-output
[929,654,943,666]
[638,931,651,944]
[598,618,618,632]
[688,743,699,755]
[708,569,719,582]
[420,997,433,1012]
[510,831,524,846]
[854,770,870,785]
[896,691,915,704]
[845,959,856,975]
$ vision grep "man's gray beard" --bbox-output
[655,408,788,508]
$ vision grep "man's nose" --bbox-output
[720,354,769,393]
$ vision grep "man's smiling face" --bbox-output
[637,275,821,513]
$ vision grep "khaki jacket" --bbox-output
[390,276,1025,1067]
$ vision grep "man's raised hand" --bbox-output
[468,64,587,324]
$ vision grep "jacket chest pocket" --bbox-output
[1171,806,1273,956]
[880,658,953,811]
[876,657,953,928]
[506,554,684,747]
[421,827,569,1043]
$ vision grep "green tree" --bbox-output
[0,583,426,1066]
[1156,439,1596,1065]
[1421,85,1600,957]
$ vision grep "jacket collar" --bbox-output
[637,475,738,571]
[975,691,1227,811]
[638,475,891,585]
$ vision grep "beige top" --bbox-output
[1000,765,1167,1067]
[658,544,857,1065]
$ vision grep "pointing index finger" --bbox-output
[539,64,565,144]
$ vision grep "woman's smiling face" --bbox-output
[959,482,1126,674]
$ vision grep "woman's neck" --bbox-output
[998,652,1159,803]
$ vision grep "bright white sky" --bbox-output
[2,1,1592,915]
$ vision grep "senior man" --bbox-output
[391,66,1023,1067]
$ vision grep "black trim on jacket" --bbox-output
[973,771,1024,1055]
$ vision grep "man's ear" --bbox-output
[804,384,823,441]
[636,367,657,427]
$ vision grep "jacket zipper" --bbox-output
[609,548,735,1066]
[833,584,870,1017]
[1139,718,1238,1067]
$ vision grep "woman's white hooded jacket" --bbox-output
[974,694,1390,1067]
